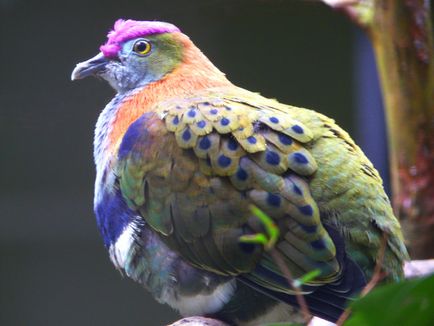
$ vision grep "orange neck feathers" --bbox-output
[108,33,232,150]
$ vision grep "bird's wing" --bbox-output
[115,90,351,295]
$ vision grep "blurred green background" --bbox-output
[0,0,385,325]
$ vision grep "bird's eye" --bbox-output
[133,40,151,56]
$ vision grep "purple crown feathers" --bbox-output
[100,19,181,58]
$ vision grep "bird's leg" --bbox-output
[238,205,279,251]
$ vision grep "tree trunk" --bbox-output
[324,0,434,259]
[371,0,434,259]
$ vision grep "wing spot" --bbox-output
[210,109,218,115]
[267,193,281,207]
[218,155,232,167]
[298,204,313,216]
[236,168,248,181]
[292,125,304,134]
[265,151,280,165]
[197,120,206,128]
[293,184,302,195]
[311,239,326,250]
[187,109,196,118]
[300,224,317,233]
[182,129,192,141]
[199,136,211,150]
[247,136,257,144]
[278,133,293,145]
[293,152,308,164]
[269,116,279,124]
[221,117,230,126]
[228,138,239,150]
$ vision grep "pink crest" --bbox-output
[100,19,181,58]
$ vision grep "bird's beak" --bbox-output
[71,52,108,81]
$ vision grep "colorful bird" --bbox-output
[71,19,408,324]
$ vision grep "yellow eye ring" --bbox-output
[133,40,151,56]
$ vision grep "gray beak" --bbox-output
[71,52,108,81]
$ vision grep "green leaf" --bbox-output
[293,269,321,287]
[345,274,434,326]
[239,206,280,251]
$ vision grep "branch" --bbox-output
[168,317,228,326]
[269,248,312,323]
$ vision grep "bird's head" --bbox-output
[72,19,200,93]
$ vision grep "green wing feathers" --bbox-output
[116,88,407,296]
[283,104,408,280]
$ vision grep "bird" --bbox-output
[71,19,408,325]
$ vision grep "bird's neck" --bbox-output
[100,45,232,161]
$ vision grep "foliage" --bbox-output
[345,274,434,326]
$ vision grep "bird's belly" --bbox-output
[110,218,236,317]
[164,280,237,317]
